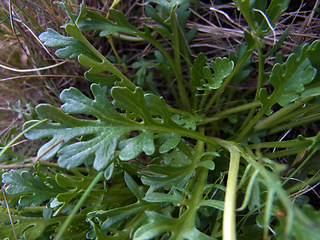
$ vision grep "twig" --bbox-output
[0,74,84,82]
[34,139,64,163]
[1,186,18,240]
[0,60,68,73]
[252,8,276,45]
[0,163,34,169]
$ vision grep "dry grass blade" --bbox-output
[0,60,68,73]
[1,186,18,240]
[34,139,64,163]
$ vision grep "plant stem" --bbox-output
[55,171,104,240]
[223,146,240,240]
[240,147,294,236]
[248,138,312,149]
[199,90,210,110]
[254,100,309,131]
[240,47,265,129]
[264,189,275,238]
[1,187,18,240]
[265,148,306,159]
[200,101,261,125]
[170,12,191,111]
[235,105,267,142]
[269,113,320,135]
[282,148,318,187]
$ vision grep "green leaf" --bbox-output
[196,57,234,90]
[191,53,207,88]
[112,87,153,124]
[208,57,234,89]
[275,205,320,240]
[200,199,224,211]
[301,86,320,98]
[265,0,290,25]
[40,11,128,88]
[93,203,146,231]
[124,172,145,201]
[159,134,181,153]
[140,163,194,192]
[0,210,64,240]
[24,84,187,170]
[23,85,129,170]
[233,0,256,30]
[52,170,101,215]
[2,170,66,207]
[148,0,195,12]
[119,131,155,160]
[163,148,191,166]
[145,4,170,29]
[229,44,253,83]
[144,93,178,126]
[173,112,202,130]
[144,191,184,205]
[0,209,89,240]
[104,163,115,180]
[84,72,119,86]
[24,84,134,170]
[77,8,139,37]
[39,28,98,60]
[260,42,319,110]
[133,211,215,240]
[88,173,157,231]
[197,160,215,170]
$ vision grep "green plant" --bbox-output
[1,0,320,239]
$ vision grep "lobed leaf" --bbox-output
[23,84,186,171]
[140,163,195,192]
[0,210,63,240]
[133,211,215,240]
[2,171,66,207]
[206,57,234,89]
[119,131,155,161]
[88,173,158,231]
[260,41,319,112]
[0,210,88,240]
[191,53,207,88]
[192,56,234,91]
[39,28,98,60]
[265,0,290,26]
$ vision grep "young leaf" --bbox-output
[195,57,234,90]
[173,112,203,130]
[191,53,207,88]
[207,57,234,89]
[265,0,290,26]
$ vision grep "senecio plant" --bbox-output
[1,0,320,239]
